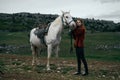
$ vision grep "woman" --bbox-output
[72,18,88,76]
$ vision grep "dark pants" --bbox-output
[75,47,88,73]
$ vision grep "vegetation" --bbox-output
[0,31,120,61]
[0,12,120,32]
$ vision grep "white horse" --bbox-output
[30,11,76,70]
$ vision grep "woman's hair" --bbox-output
[76,18,86,30]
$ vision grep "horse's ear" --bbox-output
[61,10,64,14]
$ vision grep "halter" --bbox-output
[61,14,74,26]
[61,14,74,54]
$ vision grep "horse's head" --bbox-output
[61,11,76,30]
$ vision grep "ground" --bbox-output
[0,54,120,80]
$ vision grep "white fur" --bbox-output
[30,11,76,70]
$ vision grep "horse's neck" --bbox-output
[49,16,63,35]
[52,16,62,27]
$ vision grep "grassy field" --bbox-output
[0,31,120,80]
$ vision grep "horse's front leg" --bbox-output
[47,44,52,70]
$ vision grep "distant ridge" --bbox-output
[0,12,120,32]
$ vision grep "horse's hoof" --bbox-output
[47,68,51,71]
[32,63,35,66]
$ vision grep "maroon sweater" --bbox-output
[72,26,85,48]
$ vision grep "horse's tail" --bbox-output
[27,33,30,43]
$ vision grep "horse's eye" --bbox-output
[66,16,68,18]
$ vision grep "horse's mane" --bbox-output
[50,16,61,27]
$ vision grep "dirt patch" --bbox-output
[0,54,120,80]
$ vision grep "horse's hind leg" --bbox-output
[31,45,37,66]
[36,48,40,65]
[54,45,60,68]
[55,45,59,58]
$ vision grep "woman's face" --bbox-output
[76,20,82,26]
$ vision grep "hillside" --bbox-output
[0,12,120,32]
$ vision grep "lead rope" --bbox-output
[69,30,73,54]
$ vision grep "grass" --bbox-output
[0,31,29,45]
[0,31,120,61]
[60,32,120,61]
[0,31,120,80]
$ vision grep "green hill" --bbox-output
[0,12,120,32]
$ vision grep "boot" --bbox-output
[82,72,88,76]
[74,72,81,75]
